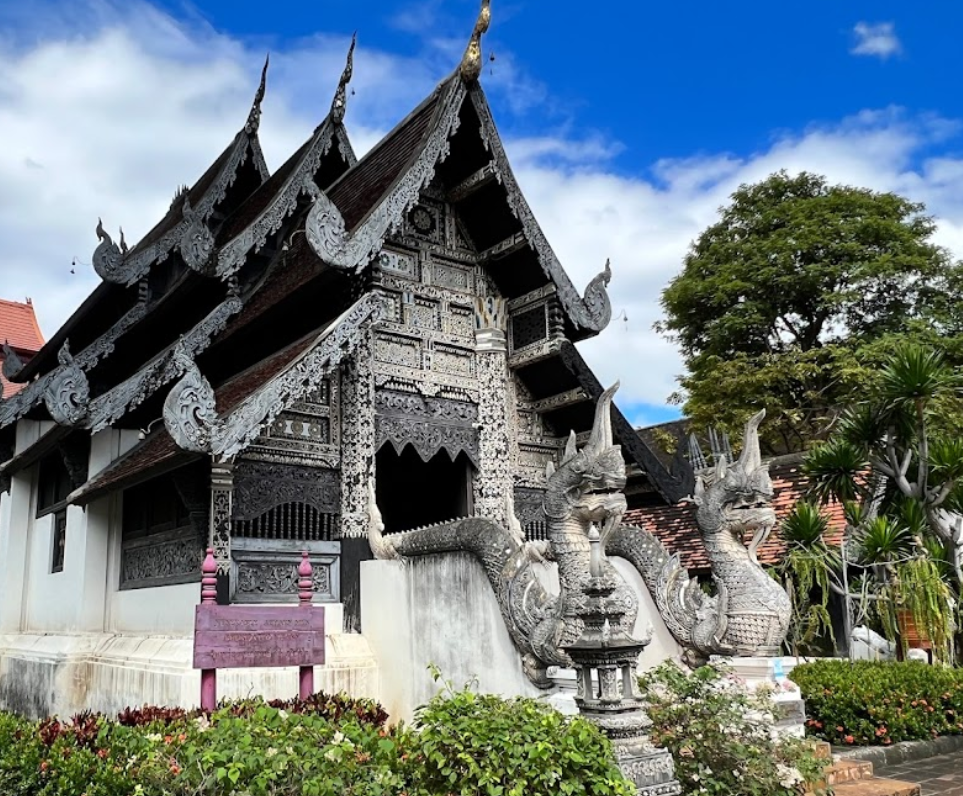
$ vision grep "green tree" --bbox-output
[658,171,963,453]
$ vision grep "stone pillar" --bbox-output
[0,421,43,633]
[473,297,512,527]
[339,331,375,632]
[209,460,234,603]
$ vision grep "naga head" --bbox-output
[544,383,627,535]
[694,410,775,543]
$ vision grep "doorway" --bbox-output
[375,444,474,534]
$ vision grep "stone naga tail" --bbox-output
[366,384,637,687]
[607,410,791,658]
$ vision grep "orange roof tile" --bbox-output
[0,298,45,398]
[622,459,848,572]
[0,298,44,354]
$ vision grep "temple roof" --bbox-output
[622,455,848,572]
[0,298,44,398]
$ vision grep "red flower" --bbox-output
[844,735,855,744]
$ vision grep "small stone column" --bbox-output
[209,460,234,603]
[339,331,376,632]
[473,297,512,526]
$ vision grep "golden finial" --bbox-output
[245,54,270,134]
[330,33,356,124]
[459,0,491,84]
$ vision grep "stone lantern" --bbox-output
[563,528,681,796]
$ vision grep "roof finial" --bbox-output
[245,53,270,134]
[330,33,356,124]
[459,0,491,84]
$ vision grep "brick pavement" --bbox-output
[875,750,963,796]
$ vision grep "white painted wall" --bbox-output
[360,552,687,723]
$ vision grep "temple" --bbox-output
[1,298,45,399]
[0,11,690,717]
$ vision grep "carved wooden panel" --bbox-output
[243,378,340,467]
[120,526,202,590]
[514,487,548,541]
[511,303,549,351]
[231,538,340,603]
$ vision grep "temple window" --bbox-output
[36,454,72,518]
[119,473,202,590]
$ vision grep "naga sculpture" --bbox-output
[608,410,792,659]
[368,384,639,686]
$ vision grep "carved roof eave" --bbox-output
[24,296,244,436]
[304,75,464,273]
[556,341,694,504]
[466,86,611,336]
[214,117,356,280]
[163,292,386,460]
[0,302,149,430]
[93,129,269,286]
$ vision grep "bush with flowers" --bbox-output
[791,659,963,746]
[0,681,632,796]
[638,662,829,796]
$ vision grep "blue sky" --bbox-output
[1,0,962,427]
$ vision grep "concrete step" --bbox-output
[831,778,921,796]
[828,759,875,785]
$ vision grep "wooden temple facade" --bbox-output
[0,7,690,700]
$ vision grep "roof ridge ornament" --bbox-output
[1,341,24,381]
[330,34,356,124]
[581,258,613,330]
[93,218,129,283]
[245,53,270,134]
[459,0,491,84]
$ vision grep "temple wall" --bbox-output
[360,553,685,723]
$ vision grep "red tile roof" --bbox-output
[0,298,45,398]
[622,458,848,572]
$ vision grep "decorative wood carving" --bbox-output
[43,342,90,426]
[374,388,479,466]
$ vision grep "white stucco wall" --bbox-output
[360,553,686,723]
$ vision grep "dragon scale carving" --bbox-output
[368,384,639,686]
[608,410,791,658]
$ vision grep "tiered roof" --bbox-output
[1,5,692,506]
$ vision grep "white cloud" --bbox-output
[851,21,902,59]
[1,2,962,426]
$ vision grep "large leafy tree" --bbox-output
[659,171,963,453]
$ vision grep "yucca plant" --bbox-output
[799,343,963,661]
[778,502,840,654]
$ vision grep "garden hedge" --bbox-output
[790,659,963,745]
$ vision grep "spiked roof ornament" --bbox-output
[330,34,356,124]
[244,54,270,134]
[459,0,491,83]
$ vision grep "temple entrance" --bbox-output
[375,444,474,534]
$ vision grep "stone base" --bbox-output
[612,737,682,796]
[710,655,806,738]
[0,621,379,719]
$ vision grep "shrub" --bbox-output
[791,659,963,745]
[639,662,829,796]
[404,672,634,796]
[0,683,633,796]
